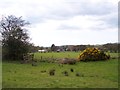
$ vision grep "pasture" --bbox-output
[2,52,118,88]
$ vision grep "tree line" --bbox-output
[50,43,119,53]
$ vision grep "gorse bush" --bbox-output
[77,48,110,61]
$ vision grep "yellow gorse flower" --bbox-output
[77,48,110,61]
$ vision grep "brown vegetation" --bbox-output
[59,58,76,64]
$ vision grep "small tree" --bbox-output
[0,15,30,60]
[51,44,56,51]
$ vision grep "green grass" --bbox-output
[2,52,118,88]
[34,51,79,59]
[34,52,119,59]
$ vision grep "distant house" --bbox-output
[38,49,47,53]
[66,45,75,51]
[51,46,64,52]
[55,46,65,52]
[66,45,82,52]
[56,49,61,52]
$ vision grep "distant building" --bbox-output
[38,49,47,53]
[55,46,64,52]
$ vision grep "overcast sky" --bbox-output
[0,0,118,47]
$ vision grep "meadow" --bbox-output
[2,52,118,88]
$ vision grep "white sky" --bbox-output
[0,0,118,47]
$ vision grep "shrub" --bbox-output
[77,48,110,61]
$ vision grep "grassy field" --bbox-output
[34,51,79,60]
[34,51,118,58]
[2,52,118,88]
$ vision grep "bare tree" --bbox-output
[0,15,30,60]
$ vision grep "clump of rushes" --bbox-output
[49,69,55,76]
[62,71,69,76]
[77,48,110,62]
